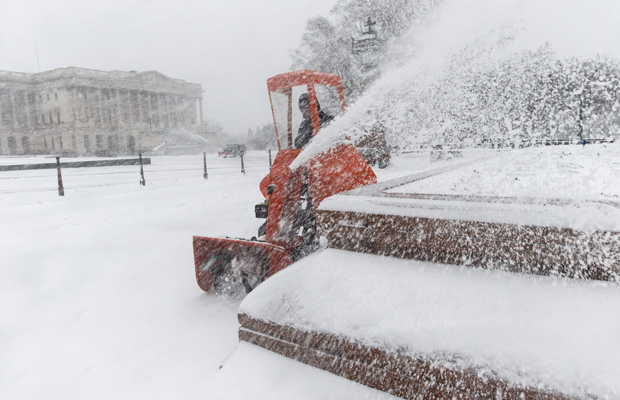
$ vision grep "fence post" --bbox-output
[268,149,272,169]
[56,156,64,196]
[139,153,146,186]
[240,152,246,174]
[203,152,208,179]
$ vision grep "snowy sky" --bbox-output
[0,0,337,134]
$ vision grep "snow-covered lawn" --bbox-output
[1,149,433,400]
[391,144,620,201]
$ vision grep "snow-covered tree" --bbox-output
[244,123,277,150]
[291,0,442,103]
[359,43,620,151]
[291,16,361,100]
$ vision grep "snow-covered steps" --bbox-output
[239,249,620,399]
[318,146,620,282]
[238,314,574,399]
[317,206,620,281]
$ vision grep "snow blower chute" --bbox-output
[193,70,377,293]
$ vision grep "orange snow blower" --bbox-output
[193,70,377,293]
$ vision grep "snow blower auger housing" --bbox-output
[193,70,377,294]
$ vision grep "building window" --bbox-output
[80,105,88,123]
[54,92,58,100]
[95,135,103,150]
[1,112,11,125]
[22,137,30,154]
[46,93,50,101]
[56,110,61,124]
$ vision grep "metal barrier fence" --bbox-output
[0,151,275,196]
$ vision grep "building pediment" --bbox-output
[135,71,178,84]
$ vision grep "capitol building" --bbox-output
[0,67,206,156]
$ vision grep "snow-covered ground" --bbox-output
[0,152,267,400]
[390,144,620,201]
[2,147,617,399]
[1,150,437,400]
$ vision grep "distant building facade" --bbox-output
[0,67,204,156]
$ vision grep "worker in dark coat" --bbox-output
[294,93,333,148]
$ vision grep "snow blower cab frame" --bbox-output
[192,70,377,294]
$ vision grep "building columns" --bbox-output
[10,91,19,128]
[86,89,94,126]
[166,95,172,126]
[72,88,79,124]
[23,92,32,128]
[136,91,143,124]
[116,88,122,126]
[97,89,104,125]
[159,94,167,127]
[147,92,153,128]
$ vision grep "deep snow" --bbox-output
[2,148,617,399]
[0,153,267,399]
[0,150,422,400]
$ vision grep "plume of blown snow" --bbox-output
[290,0,620,169]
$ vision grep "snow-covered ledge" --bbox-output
[240,249,620,399]
[316,146,620,282]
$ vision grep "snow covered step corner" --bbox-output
[237,249,620,399]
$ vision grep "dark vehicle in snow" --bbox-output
[218,144,246,158]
